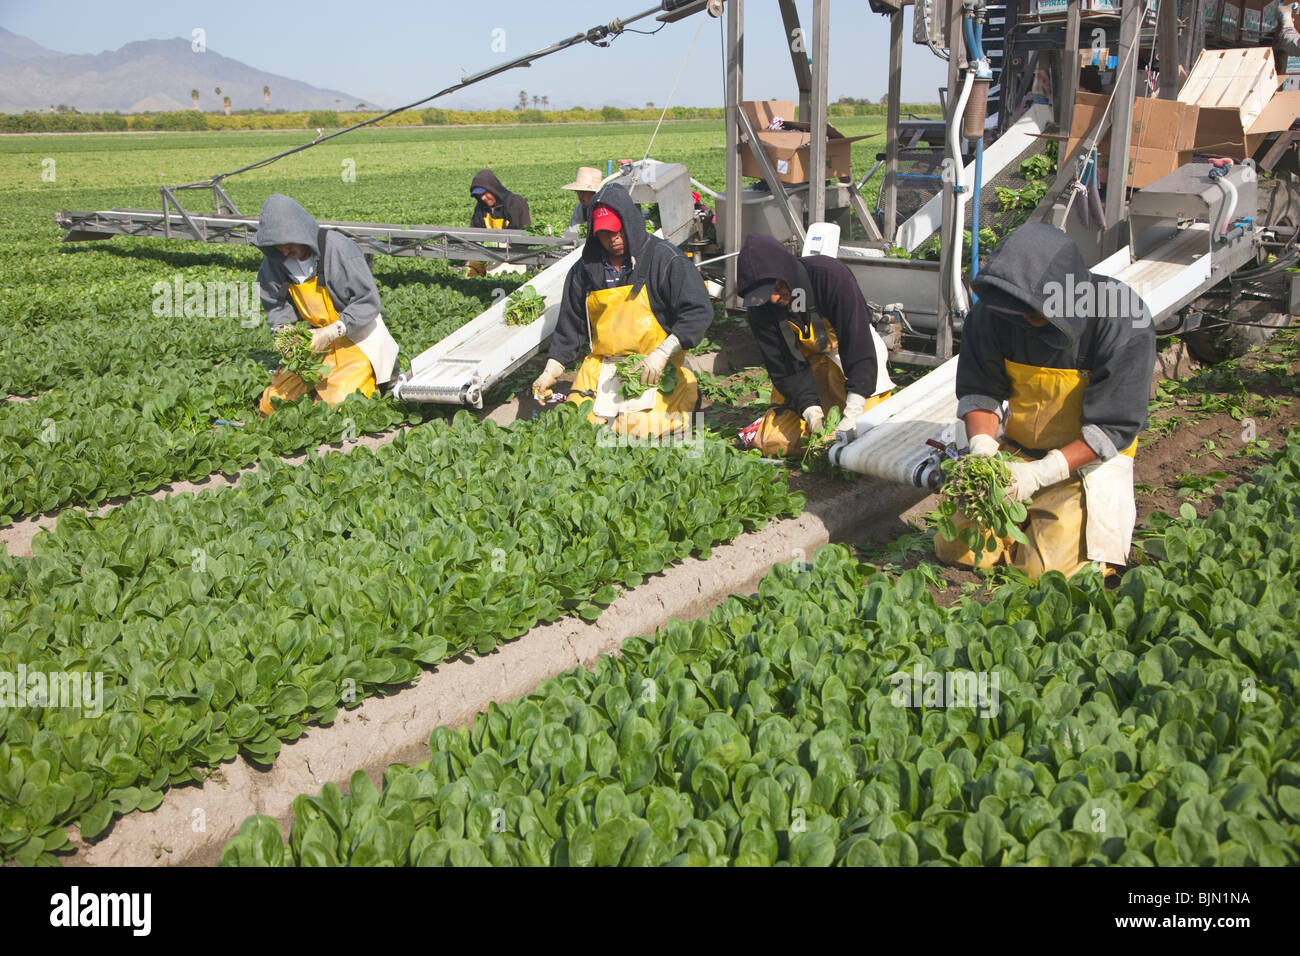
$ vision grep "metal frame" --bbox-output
[56,209,576,265]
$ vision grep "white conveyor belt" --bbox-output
[830,357,963,488]
[393,247,583,407]
[896,103,1054,253]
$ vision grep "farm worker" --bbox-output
[465,169,532,278]
[736,234,894,457]
[531,182,712,438]
[254,194,399,416]
[938,222,1155,578]
[562,166,603,237]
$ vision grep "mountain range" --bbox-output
[0,27,373,113]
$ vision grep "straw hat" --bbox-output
[562,167,603,192]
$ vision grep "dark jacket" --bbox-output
[253,193,380,337]
[738,234,883,413]
[548,183,713,366]
[957,223,1156,460]
[469,169,531,229]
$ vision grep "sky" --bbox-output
[0,0,949,109]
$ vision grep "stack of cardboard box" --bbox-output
[1060,48,1300,189]
[738,101,870,185]
[1179,48,1300,158]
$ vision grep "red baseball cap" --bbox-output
[591,204,623,234]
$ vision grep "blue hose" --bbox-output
[971,138,983,278]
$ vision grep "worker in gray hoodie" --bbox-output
[940,222,1155,578]
[254,193,399,415]
[532,182,712,438]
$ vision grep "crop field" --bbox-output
[2,119,1300,868]
[227,431,1300,866]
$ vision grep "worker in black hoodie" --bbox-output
[464,169,532,278]
[532,182,712,438]
[941,222,1155,578]
[736,234,895,456]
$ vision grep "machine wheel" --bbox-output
[1182,297,1291,365]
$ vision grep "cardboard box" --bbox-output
[1241,0,1263,42]
[1191,90,1300,159]
[1281,75,1300,92]
[1181,48,1278,130]
[1065,92,1200,189]
[1262,1,1279,34]
[1203,0,1222,34]
[1219,0,1242,41]
[739,100,870,184]
[1081,46,1111,69]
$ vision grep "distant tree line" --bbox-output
[0,99,935,134]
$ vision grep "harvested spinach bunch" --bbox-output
[504,286,546,326]
[800,406,843,471]
[930,452,1029,567]
[616,354,679,400]
[272,324,329,388]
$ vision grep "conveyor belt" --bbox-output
[830,358,962,487]
[391,247,583,407]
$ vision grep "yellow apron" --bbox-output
[464,212,505,278]
[752,318,890,458]
[258,278,377,416]
[934,358,1137,577]
[566,283,699,439]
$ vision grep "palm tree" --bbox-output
[190,89,200,110]
[222,95,232,116]
[517,90,527,110]
[263,85,270,110]
[532,95,540,109]
[213,86,221,112]
[541,96,549,109]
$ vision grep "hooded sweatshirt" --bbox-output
[469,169,531,229]
[547,182,712,366]
[253,193,381,339]
[738,234,886,414]
[958,222,1155,460]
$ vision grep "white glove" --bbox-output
[531,358,565,401]
[1006,449,1069,503]
[802,406,825,433]
[836,392,868,437]
[638,334,681,385]
[968,433,1001,458]
[310,320,346,352]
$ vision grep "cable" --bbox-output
[1061,26,1144,220]
[173,3,667,188]
[641,14,707,165]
